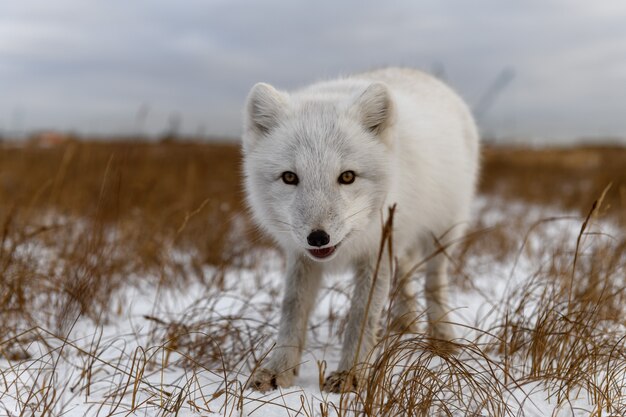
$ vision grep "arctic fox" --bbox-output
[242,68,479,393]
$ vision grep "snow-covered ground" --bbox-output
[1,196,624,416]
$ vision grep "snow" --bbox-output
[1,196,624,416]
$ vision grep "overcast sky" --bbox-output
[1,1,626,142]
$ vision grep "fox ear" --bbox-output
[245,83,288,137]
[352,83,393,135]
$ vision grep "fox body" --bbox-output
[242,68,479,392]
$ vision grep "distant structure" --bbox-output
[27,131,73,147]
[473,68,516,122]
[160,112,183,142]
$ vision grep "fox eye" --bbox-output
[338,170,356,185]
[281,171,299,185]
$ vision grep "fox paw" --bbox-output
[429,324,460,355]
[322,370,359,393]
[248,368,294,392]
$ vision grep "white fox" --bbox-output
[242,68,480,392]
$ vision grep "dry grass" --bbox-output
[481,145,626,226]
[0,139,625,416]
[0,140,251,332]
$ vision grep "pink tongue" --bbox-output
[309,246,335,258]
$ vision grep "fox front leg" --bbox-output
[323,256,390,393]
[424,252,458,353]
[249,255,322,391]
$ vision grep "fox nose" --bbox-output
[307,230,330,247]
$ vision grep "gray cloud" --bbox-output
[1,0,625,141]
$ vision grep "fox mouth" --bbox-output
[307,244,339,260]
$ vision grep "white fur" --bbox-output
[242,68,480,392]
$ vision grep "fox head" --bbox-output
[242,81,394,262]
